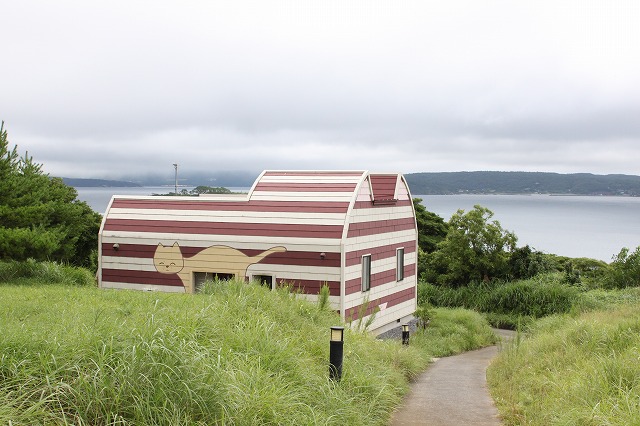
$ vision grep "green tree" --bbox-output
[413,198,449,280]
[153,186,234,196]
[0,122,102,268]
[604,246,640,289]
[427,205,517,287]
[413,198,448,254]
[192,185,232,194]
[508,245,554,280]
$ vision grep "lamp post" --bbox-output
[402,324,410,345]
[173,163,178,195]
[329,326,344,382]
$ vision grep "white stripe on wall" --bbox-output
[349,207,415,223]
[259,175,363,183]
[344,229,417,251]
[101,232,343,249]
[249,192,355,202]
[107,209,348,225]
[344,252,417,282]
[100,281,186,293]
[344,279,416,308]
[103,256,341,279]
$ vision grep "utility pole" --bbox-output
[173,163,178,195]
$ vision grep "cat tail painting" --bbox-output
[153,242,287,293]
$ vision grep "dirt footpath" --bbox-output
[389,330,515,426]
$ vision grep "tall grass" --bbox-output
[0,280,419,424]
[0,268,497,425]
[488,304,640,425]
[419,273,581,329]
[411,308,498,357]
[0,259,94,286]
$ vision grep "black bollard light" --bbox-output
[329,326,344,382]
[402,323,410,345]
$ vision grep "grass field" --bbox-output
[488,301,640,425]
[0,261,496,425]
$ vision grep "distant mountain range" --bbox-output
[405,172,640,196]
[62,178,142,187]
[61,171,257,188]
[63,171,640,196]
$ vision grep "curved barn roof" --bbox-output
[99,170,410,249]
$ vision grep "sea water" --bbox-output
[76,187,640,262]
[417,194,640,262]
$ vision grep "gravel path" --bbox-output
[388,329,516,426]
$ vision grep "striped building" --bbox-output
[98,170,418,335]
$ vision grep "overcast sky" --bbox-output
[2,0,639,180]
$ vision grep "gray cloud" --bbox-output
[2,1,639,178]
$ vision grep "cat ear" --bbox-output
[157,243,165,248]
[172,242,180,247]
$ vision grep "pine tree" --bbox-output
[0,122,101,267]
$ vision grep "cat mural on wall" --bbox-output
[153,242,287,293]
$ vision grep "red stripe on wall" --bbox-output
[102,243,158,258]
[345,266,416,295]
[370,174,397,200]
[345,240,416,267]
[345,288,415,320]
[276,279,341,296]
[253,183,357,192]
[346,217,416,238]
[101,269,184,287]
[102,243,341,268]
[352,199,413,209]
[110,199,350,213]
[103,219,344,239]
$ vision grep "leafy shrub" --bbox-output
[508,245,554,280]
[0,259,94,286]
[414,303,434,328]
[604,246,640,289]
[425,205,517,287]
[410,308,497,356]
[418,273,582,328]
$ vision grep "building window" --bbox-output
[252,274,274,290]
[396,248,405,282]
[194,272,234,293]
[362,254,371,292]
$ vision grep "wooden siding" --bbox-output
[369,174,398,202]
[99,171,367,297]
[253,182,357,192]
[110,199,351,213]
[99,170,418,333]
[345,287,415,320]
[342,174,418,330]
[104,219,345,239]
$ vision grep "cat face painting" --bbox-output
[153,242,185,274]
[153,242,286,293]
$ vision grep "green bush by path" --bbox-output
[411,308,497,357]
[419,273,581,329]
[488,305,640,425]
[0,259,94,286]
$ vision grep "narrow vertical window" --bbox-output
[362,255,371,292]
[396,248,405,282]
